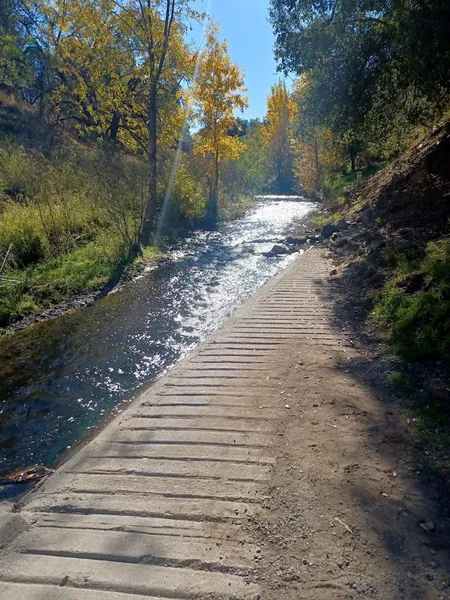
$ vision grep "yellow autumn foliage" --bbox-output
[192,27,248,218]
[262,81,296,193]
[193,28,248,164]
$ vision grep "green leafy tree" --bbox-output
[0,0,37,93]
[270,0,450,157]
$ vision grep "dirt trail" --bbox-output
[248,255,450,600]
[0,249,449,599]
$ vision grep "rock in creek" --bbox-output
[263,242,302,258]
[285,236,307,245]
[271,244,292,255]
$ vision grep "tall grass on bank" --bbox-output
[0,143,146,325]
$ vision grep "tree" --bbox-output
[113,0,195,245]
[269,0,450,158]
[0,0,28,89]
[193,28,248,224]
[42,0,133,139]
[262,80,296,194]
[290,76,343,195]
[235,120,269,194]
[0,0,48,101]
[42,0,198,245]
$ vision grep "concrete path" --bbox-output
[0,250,347,599]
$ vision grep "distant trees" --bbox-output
[262,81,296,194]
[234,120,269,195]
[193,29,248,223]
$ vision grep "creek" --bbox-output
[0,197,316,481]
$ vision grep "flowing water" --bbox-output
[0,197,316,480]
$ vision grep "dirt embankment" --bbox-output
[316,121,450,476]
[326,120,450,262]
[329,120,450,279]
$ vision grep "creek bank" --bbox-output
[0,254,166,336]
[263,232,322,257]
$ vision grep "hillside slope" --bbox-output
[327,120,450,356]
[349,120,450,240]
[322,120,450,475]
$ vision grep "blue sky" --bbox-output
[190,0,283,121]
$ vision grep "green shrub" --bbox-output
[374,240,450,359]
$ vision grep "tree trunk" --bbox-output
[141,85,158,246]
[314,134,321,192]
[110,111,121,143]
[351,154,356,171]
[209,151,219,224]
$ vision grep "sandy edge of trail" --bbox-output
[244,248,450,600]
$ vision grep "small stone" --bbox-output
[335,219,350,231]
[420,521,435,532]
[285,236,307,245]
[270,244,291,255]
[322,223,339,238]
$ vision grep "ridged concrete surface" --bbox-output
[0,250,348,600]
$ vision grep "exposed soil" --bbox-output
[347,120,450,240]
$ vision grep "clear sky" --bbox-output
[190,0,282,121]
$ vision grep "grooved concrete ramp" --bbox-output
[0,250,347,599]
